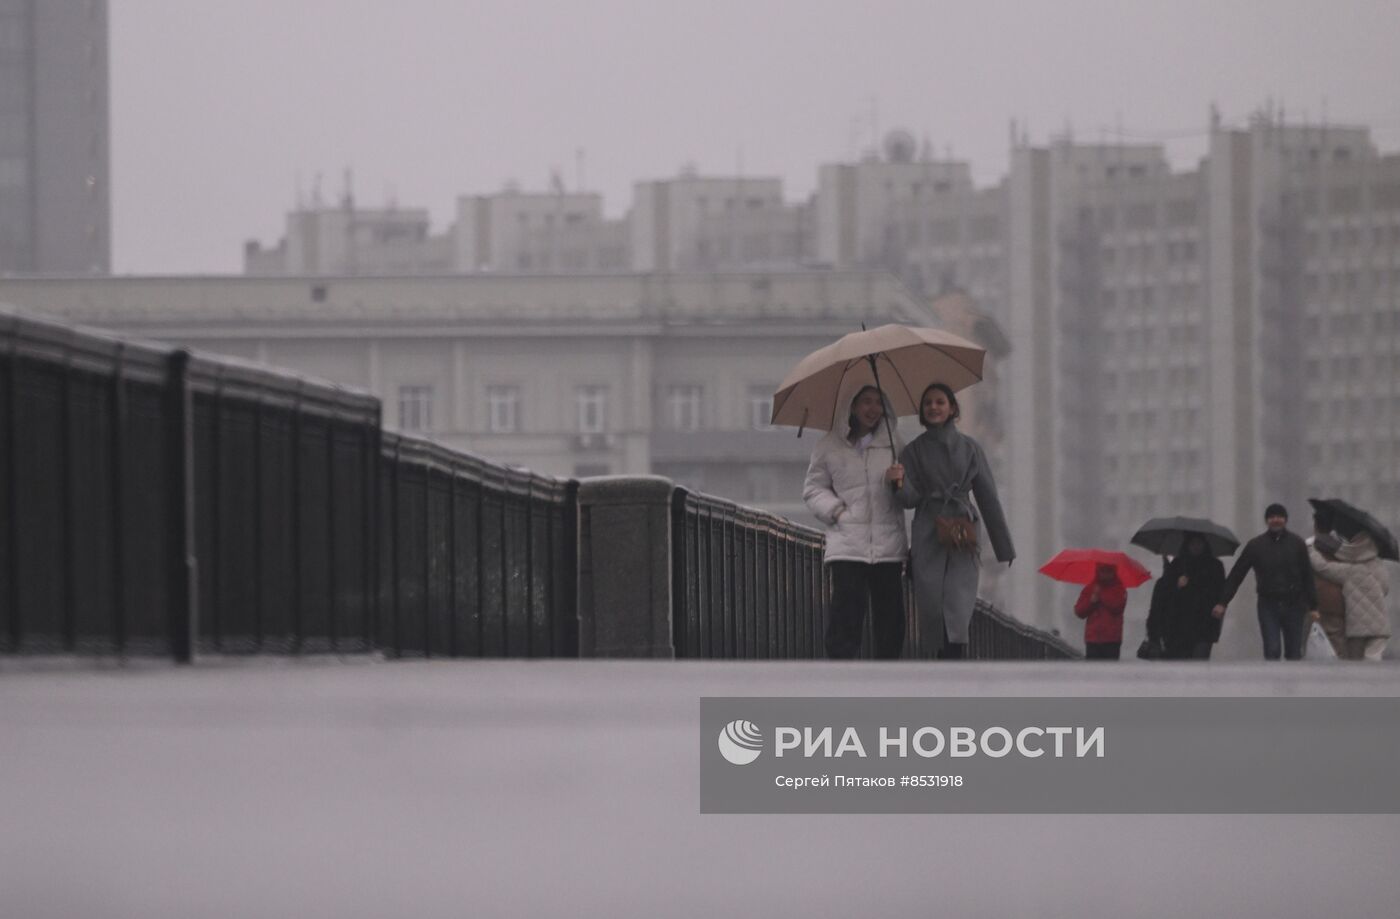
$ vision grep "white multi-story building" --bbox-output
[245,186,626,277]
[631,172,784,272]
[688,200,814,271]
[815,145,973,272]
[244,198,452,276]
[454,188,625,274]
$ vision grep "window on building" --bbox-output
[398,385,434,432]
[576,385,607,434]
[666,384,703,431]
[486,385,522,433]
[748,386,775,431]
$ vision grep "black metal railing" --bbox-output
[0,308,383,659]
[967,599,1080,660]
[2,314,175,655]
[671,488,827,658]
[189,354,380,655]
[378,434,577,658]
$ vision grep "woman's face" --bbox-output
[921,388,953,426]
[852,390,885,432]
[1186,536,1206,556]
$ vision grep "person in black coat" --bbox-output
[1146,535,1226,659]
[1212,503,1318,661]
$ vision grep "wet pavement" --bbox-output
[3,658,1399,918]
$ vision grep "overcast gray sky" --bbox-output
[111,0,1400,274]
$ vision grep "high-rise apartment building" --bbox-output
[0,0,109,275]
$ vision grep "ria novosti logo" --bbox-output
[717,719,764,765]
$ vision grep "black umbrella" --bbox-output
[1307,497,1399,562]
[1130,516,1241,558]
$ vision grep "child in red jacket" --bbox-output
[1075,563,1127,660]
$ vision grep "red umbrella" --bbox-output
[1038,549,1153,589]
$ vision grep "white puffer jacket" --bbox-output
[803,423,908,565]
[1310,533,1392,638]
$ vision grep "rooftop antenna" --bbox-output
[341,166,354,209]
[575,147,585,192]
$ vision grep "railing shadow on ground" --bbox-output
[2,304,1075,662]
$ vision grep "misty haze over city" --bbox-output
[109,0,1400,273]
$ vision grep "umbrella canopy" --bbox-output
[1129,516,1241,558]
[1308,497,1399,561]
[770,324,986,432]
[1038,549,1153,589]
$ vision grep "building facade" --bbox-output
[0,270,988,527]
[0,0,110,275]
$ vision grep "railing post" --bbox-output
[165,349,198,663]
[576,476,675,658]
[2,316,17,653]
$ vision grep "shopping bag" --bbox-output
[1305,621,1338,661]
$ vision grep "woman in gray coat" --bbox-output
[892,383,1014,658]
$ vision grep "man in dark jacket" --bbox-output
[1212,503,1318,660]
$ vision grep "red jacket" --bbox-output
[1074,580,1127,644]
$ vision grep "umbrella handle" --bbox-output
[865,354,900,486]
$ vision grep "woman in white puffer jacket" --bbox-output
[1310,530,1392,661]
[803,383,908,659]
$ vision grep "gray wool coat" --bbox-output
[895,421,1015,651]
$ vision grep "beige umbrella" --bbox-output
[771,324,986,436]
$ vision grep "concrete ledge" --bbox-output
[576,474,674,506]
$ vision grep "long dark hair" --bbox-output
[846,385,884,442]
[918,382,961,428]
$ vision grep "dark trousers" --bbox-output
[826,561,905,659]
[1165,639,1215,660]
[1257,597,1306,661]
[1085,641,1121,660]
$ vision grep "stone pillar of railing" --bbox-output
[576,476,675,658]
